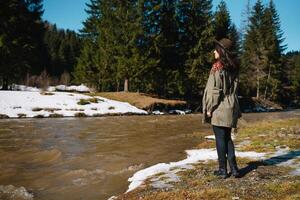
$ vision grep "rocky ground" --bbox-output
[115,118,300,200]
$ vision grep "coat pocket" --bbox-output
[211,88,222,111]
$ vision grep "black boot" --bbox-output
[213,160,229,179]
[228,157,240,178]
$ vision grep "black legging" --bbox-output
[212,125,236,163]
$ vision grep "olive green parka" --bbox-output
[202,67,242,128]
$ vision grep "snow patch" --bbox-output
[9,84,90,93]
[126,148,265,193]
[107,196,118,200]
[55,84,90,93]
[11,84,40,92]
[0,91,147,118]
[204,135,215,140]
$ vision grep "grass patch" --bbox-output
[264,180,300,199]
[89,97,100,103]
[44,108,62,112]
[117,158,298,200]
[66,108,84,111]
[49,113,63,118]
[236,118,300,152]
[196,140,215,149]
[89,92,186,110]
[92,113,104,117]
[0,114,9,119]
[74,112,87,117]
[116,118,300,200]
[128,188,231,200]
[77,99,90,105]
[77,98,103,105]
[17,113,26,118]
[33,114,44,118]
[40,92,55,95]
[108,106,115,110]
[32,107,43,112]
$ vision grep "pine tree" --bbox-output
[141,0,182,97]
[158,0,181,97]
[261,0,286,100]
[290,53,300,98]
[44,23,81,79]
[111,0,147,92]
[178,0,214,98]
[214,0,240,56]
[74,0,104,90]
[240,0,251,38]
[241,0,267,98]
[139,0,163,94]
[75,0,151,92]
[0,0,45,89]
[228,24,241,56]
[214,0,231,40]
[282,51,300,104]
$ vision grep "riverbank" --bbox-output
[1,84,295,119]
[91,92,187,112]
[114,117,300,200]
[0,90,147,119]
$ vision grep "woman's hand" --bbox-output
[207,111,212,117]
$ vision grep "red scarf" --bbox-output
[210,60,224,74]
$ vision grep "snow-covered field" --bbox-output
[0,90,148,118]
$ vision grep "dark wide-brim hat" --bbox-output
[214,38,233,54]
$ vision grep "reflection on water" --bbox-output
[0,110,299,200]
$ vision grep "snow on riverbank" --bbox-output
[125,145,300,194]
[0,91,148,118]
[126,148,266,193]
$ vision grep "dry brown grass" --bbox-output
[90,92,186,110]
[117,159,299,200]
[236,118,300,152]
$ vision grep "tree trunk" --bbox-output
[264,64,271,100]
[1,77,8,90]
[124,78,128,92]
[256,69,260,98]
[117,80,120,92]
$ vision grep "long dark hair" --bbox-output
[215,44,239,74]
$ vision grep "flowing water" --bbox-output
[0,110,299,200]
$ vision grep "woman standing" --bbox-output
[202,38,242,178]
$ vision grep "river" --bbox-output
[0,110,299,200]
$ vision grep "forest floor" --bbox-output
[114,118,300,200]
[91,92,187,111]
